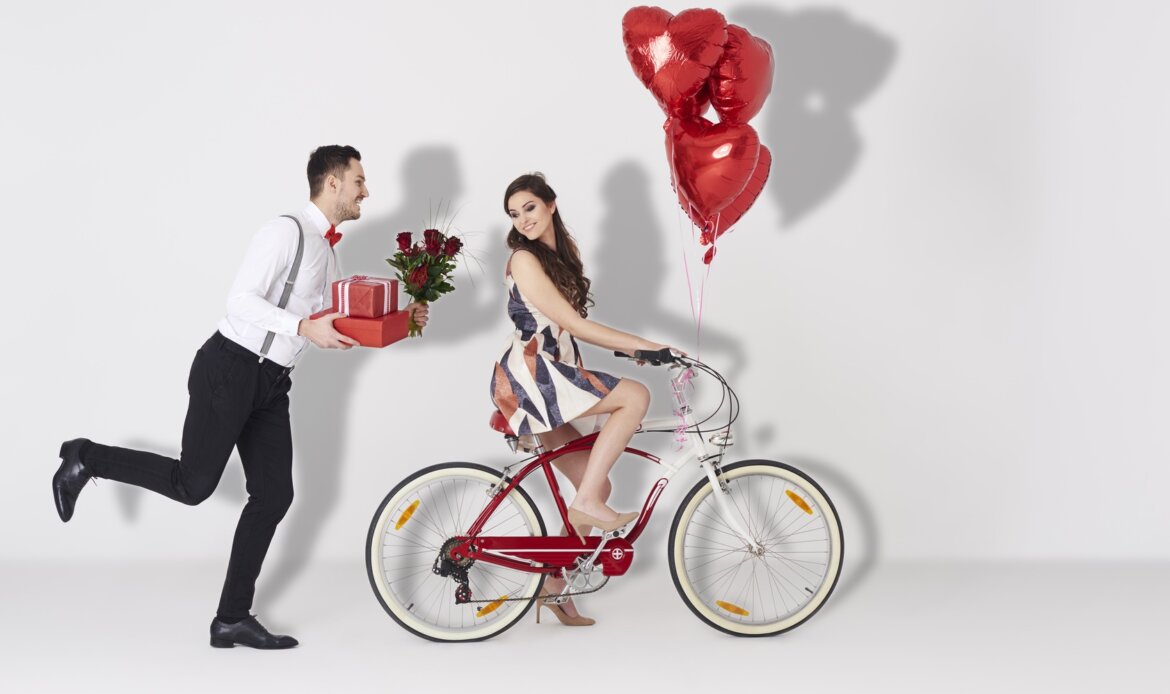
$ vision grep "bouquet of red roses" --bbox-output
[386,228,463,337]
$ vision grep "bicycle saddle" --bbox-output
[488,410,516,437]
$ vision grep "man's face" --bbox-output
[333,159,368,222]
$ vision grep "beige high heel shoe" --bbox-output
[567,508,639,538]
[536,589,595,626]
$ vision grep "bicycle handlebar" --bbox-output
[613,348,680,366]
[612,350,739,433]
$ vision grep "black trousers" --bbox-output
[85,332,295,621]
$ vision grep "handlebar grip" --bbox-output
[613,348,677,365]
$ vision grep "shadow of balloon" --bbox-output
[731,4,897,227]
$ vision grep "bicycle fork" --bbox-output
[700,459,764,555]
[667,362,763,555]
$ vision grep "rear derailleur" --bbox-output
[433,537,475,604]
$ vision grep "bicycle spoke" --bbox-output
[693,506,742,538]
[685,547,749,573]
[676,466,841,632]
[370,466,544,639]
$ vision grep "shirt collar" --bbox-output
[305,202,333,239]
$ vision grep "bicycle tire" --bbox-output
[366,462,547,642]
[668,459,844,637]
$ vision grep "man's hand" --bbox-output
[298,313,360,350]
[406,302,430,328]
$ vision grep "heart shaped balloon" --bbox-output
[676,82,712,121]
[708,24,775,124]
[623,6,727,117]
[666,116,761,223]
[695,145,772,245]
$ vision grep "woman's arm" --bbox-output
[510,250,666,354]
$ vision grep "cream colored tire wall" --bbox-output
[366,463,546,642]
[668,461,844,636]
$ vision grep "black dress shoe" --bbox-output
[210,616,299,649]
[53,438,93,522]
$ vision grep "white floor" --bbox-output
[3,560,1166,693]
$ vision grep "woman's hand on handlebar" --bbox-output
[614,342,687,365]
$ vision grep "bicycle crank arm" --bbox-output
[701,462,764,554]
[581,528,618,569]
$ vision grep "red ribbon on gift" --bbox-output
[335,276,396,317]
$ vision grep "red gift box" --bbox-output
[331,276,398,319]
[310,307,409,348]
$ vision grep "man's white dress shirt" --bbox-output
[217,202,338,367]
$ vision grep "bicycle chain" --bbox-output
[460,576,608,605]
[434,534,611,605]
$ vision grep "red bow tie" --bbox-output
[324,225,342,247]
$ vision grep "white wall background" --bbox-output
[3,0,1168,575]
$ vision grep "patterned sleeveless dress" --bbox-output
[490,264,620,440]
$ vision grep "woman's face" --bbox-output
[507,190,557,248]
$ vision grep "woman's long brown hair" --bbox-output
[504,173,593,317]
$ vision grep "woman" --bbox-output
[489,173,674,626]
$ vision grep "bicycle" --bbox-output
[366,349,843,641]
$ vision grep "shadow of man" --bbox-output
[258,145,484,611]
[733,4,897,227]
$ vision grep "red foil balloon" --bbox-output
[666,116,761,224]
[709,24,775,124]
[623,6,727,117]
[676,82,712,121]
[696,145,772,245]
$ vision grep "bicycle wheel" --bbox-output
[366,462,546,642]
[668,460,843,637]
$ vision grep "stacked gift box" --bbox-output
[310,276,409,348]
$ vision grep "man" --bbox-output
[51,145,426,649]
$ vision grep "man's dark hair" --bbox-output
[307,145,361,198]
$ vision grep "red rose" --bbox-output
[422,229,443,256]
[409,265,429,290]
[396,231,412,252]
[443,237,462,256]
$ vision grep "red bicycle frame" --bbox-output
[445,433,672,577]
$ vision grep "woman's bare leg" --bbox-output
[567,379,649,522]
[535,423,612,619]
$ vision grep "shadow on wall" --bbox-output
[591,161,747,383]
[111,441,247,523]
[725,4,893,601]
[783,454,880,609]
[732,4,897,227]
[588,161,750,551]
[258,145,508,610]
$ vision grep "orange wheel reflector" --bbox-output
[476,596,509,618]
[394,500,420,530]
[716,600,750,616]
[786,489,813,515]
